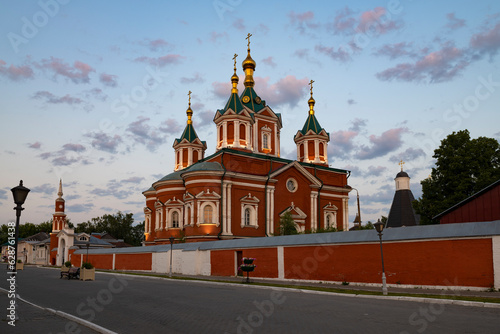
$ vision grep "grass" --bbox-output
[102,269,500,304]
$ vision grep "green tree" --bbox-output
[75,211,140,246]
[279,212,299,235]
[414,130,500,224]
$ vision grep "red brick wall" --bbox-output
[85,254,113,269]
[239,248,278,278]
[284,238,494,287]
[115,253,152,271]
[211,250,235,276]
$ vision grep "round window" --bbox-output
[286,178,297,192]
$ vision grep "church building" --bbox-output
[143,35,351,244]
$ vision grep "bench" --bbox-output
[60,267,80,280]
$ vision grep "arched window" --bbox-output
[326,214,331,228]
[203,206,213,224]
[244,208,251,226]
[172,211,179,228]
[263,133,269,149]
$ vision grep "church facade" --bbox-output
[143,36,351,244]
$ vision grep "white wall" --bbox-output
[493,236,500,289]
[152,249,211,276]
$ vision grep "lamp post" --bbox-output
[169,236,175,277]
[374,219,388,295]
[11,180,30,275]
[86,241,90,264]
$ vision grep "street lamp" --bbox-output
[86,241,90,264]
[169,236,175,277]
[11,180,30,274]
[373,219,388,295]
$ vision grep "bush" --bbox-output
[81,262,94,269]
[64,261,72,268]
[17,259,22,263]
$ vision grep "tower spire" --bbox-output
[231,53,239,94]
[399,159,405,172]
[186,91,193,125]
[57,178,63,199]
[242,33,256,87]
[308,79,315,115]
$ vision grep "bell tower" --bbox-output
[294,80,330,165]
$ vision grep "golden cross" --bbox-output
[246,33,252,49]
[188,91,192,106]
[309,79,314,97]
[233,53,238,70]
[399,159,405,171]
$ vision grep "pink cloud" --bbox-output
[143,38,170,52]
[210,31,229,43]
[35,57,95,84]
[254,75,309,108]
[134,54,184,67]
[99,73,118,87]
[32,91,83,105]
[261,56,276,67]
[232,20,246,31]
[331,130,358,158]
[288,11,319,33]
[446,13,466,30]
[315,44,353,62]
[376,44,469,83]
[373,42,420,59]
[356,128,408,160]
[0,60,34,81]
[180,72,205,84]
[470,22,500,59]
[357,7,402,35]
[330,6,356,34]
[28,142,42,149]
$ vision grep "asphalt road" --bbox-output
[1,266,499,334]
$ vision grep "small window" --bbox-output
[326,214,331,228]
[172,211,179,228]
[244,208,251,226]
[203,206,213,224]
[263,134,269,149]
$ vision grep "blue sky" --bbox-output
[1,0,499,228]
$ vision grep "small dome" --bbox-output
[396,171,409,178]
[242,53,256,70]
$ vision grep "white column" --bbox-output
[223,122,228,148]
[274,123,278,156]
[324,141,329,164]
[254,120,258,152]
[179,149,184,169]
[493,236,500,289]
[246,123,251,149]
[112,253,116,270]
[277,246,284,279]
[227,183,232,235]
[314,140,320,162]
[188,148,193,166]
[342,198,349,231]
[234,120,240,148]
[270,187,275,235]
[222,183,227,233]
[304,140,309,162]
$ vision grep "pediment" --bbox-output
[270,161,321,186]
[195,188,221,199]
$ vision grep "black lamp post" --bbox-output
[374,219,388,295]
[11,180,30,275]
[345,185,362,230]
[86,241,90,264]
[169,236,175,277]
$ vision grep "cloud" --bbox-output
[99,73,118,87]
[93,178,140,199]
[38,142,90,166]
[288,11,319,33]
[32,91,84,105]
[30,183,56,196]
[159,118,182,135]
[212,81,232,99]
[62,143,86,152]
[373,42,421,60]
[329,6,356,34]
[0,189,7,200]
[446,13,466,31]
[375,43,469,83]
[34,57,95,84]
[67,203,94,213]
[28,142,42,149]
[84,88,107,101]
[253,76,309,108]
[365,165,387,177]
[355,127,408,160]
[0,60,34,81]
[329,6,402,36]
[210,31,229,43]
[470,22,500,59]
[389,147,427,162]
[232,20,246,31]
[122,176,145,184]
[126,116,166,151]
[140,38,171,52]
[84,131,123,153]
[362,184,394,205]
[134,54,184,67]
[349,118,367,132]
[180,72,205,84]
[330,130,359,159]
[315,44,354,62]
[261,57,277,68]
[196,111,215,129]
[347,99,356,105]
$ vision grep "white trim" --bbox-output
[185,178,224,186]
[156,187,186,194]
[277,246,284,279]
[493,236,500,289]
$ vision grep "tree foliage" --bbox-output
[414,130,500,224]
[75,211,143,246]
[279,212,298,235]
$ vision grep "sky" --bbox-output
[1,0,499,229]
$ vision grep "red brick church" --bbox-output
[143,36,351,244]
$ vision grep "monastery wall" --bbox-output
[71,221,500,289]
